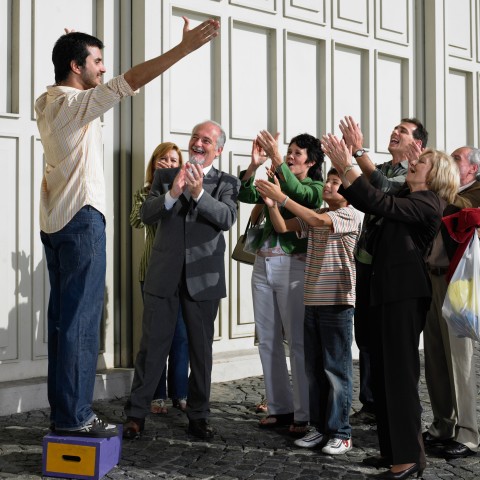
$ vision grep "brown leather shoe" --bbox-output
[123,417,145,440]
[188,418,215,440]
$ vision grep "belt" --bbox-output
[427,266,448,276]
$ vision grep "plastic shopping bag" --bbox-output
[442,234,480,341]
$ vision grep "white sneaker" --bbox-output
[321,437,352,455]
[294,427,325,448]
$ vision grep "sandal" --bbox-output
[150,398,168,414]
[258,412,294,429]
[255,399,268,414]
[173,398,187,412]
[289,421,308,437]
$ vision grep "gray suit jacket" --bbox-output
[141,166,240,301]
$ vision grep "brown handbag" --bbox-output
[231,217,256,265]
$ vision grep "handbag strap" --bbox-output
[243,216,252,236]
[243,204,265,236]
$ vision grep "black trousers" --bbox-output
[354,261,375,410]
[125,283,219,421]
[370,298,429,467]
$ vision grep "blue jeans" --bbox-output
[154,307,189,400]
[140,283,189,400]
[40,206,106,430]
[304,305,354,439]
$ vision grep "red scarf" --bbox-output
[442,208,480,283]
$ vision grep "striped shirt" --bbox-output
[296,206,361,306]
[35,75,137,233]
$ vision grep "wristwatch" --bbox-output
[353,148,366,158]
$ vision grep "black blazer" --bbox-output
[341,176,444,306]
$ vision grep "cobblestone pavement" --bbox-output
[1,353,480,479]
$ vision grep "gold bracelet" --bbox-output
[343,165,354,176]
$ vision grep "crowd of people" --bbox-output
[35,15,480,480]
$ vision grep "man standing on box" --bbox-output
[36,19,220,438]
[123,120,240,440]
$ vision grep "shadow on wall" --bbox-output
[0,250,122,415]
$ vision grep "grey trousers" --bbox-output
[424,273,479,449]
[125,290,219,421]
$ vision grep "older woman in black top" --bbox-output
[321,134,459,480]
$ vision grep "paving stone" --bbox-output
[1,351,480,479]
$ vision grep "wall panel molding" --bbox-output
[0,134,19,361]
[332,0,369,36]
[446,69,472,151]
[32,136,48,360]
[229,0,276,14]
[375,52,409,153]
[284,32,324,139]
[0,0,19,114]
[375,0,410,45]
[169,9,219,135]
[230,20,274,139]
[332,43,370,141]
[228,151,257,339]
[446,0,474,60]
[284,0,326,25]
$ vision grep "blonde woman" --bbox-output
[322,136,459,480]
[130,142,189,414]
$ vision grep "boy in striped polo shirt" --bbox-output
[255,168,361,455]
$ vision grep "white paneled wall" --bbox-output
[0,136,17,356]
[426,0,479,151]
[230,21,271,138]
[285,34,322,139]
[447,70,470,152]
[375,54,405,152]
[0,0,119,386]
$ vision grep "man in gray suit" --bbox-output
[123,120,240,440]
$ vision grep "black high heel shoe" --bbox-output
[370,463,423,479]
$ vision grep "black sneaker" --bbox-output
[56,416,119,438]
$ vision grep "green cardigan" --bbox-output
[238,163,323,254]
[130,186,157,282]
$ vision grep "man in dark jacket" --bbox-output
[423,146,480,459]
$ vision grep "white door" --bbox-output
[0,0,121,388]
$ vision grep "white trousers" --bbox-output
[251,255,309,422]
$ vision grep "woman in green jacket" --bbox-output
[238,132,324,434]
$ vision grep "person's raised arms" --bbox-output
[124,17,219,91]
[241,138,269,181]
[339,116,377,179]
[255,176,332,229]
[255,130,282,175]
[321,134,361,188]
[254,178,297,233]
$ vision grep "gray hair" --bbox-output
[467,147,480,180]
[192,120,226,148]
